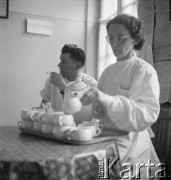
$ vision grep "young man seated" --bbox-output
[40,44,97,111]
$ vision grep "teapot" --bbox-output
[64,80,89,99]
[63,80,93,124]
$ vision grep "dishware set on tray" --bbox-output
[18,102,103,142]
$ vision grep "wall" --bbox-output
[84,0,100,79]
[0,0,100,126]
[138,0,171,175]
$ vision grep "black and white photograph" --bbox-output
[0,0,171,179]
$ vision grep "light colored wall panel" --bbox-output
[9,0,86,22]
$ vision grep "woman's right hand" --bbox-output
[80,87,105,106]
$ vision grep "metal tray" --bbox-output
[18,124,121,145]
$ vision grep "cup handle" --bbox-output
[30,114,34,120]
[18,121,22,128]
[95,127,101,136]
[59,116,63,126]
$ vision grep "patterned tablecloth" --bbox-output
[0,127,121,180]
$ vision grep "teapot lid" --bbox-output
[67,80,88,90]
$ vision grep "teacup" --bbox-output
[69,127,94,141]
[18,120,33,130]
[33,122,42,132]
[52,125,73,138]
[39,111,64,124]
[21,109,37,121]
[77,124,101,137]
[41,124,53,134]
[63,97,82,114]
[53,114,74,126]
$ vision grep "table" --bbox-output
[0,127,121,180]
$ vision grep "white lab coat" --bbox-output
[95,55,160,179]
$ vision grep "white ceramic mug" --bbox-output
[63,97,82,114]
[41,124,53,134]
[39,111,64,124]
[33,122,42,132]
[21,109,37,121]
[69,127,94,141]
[53,114,74,126]
[77,124,101,137]
[52,125,73,138]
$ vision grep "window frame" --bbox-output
[97,0,137,79]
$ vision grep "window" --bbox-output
[97,0,137,79]
[122,0,137,17]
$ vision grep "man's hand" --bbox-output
[50,72,66,91]
[40,99,47,108]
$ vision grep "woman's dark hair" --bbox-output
[61,44,85,67]
[106,14,145,50]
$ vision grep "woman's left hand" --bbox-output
[80,87,105,106]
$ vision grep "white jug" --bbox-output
[64,80,93,124]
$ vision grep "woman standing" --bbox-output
[81,14,160,178]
